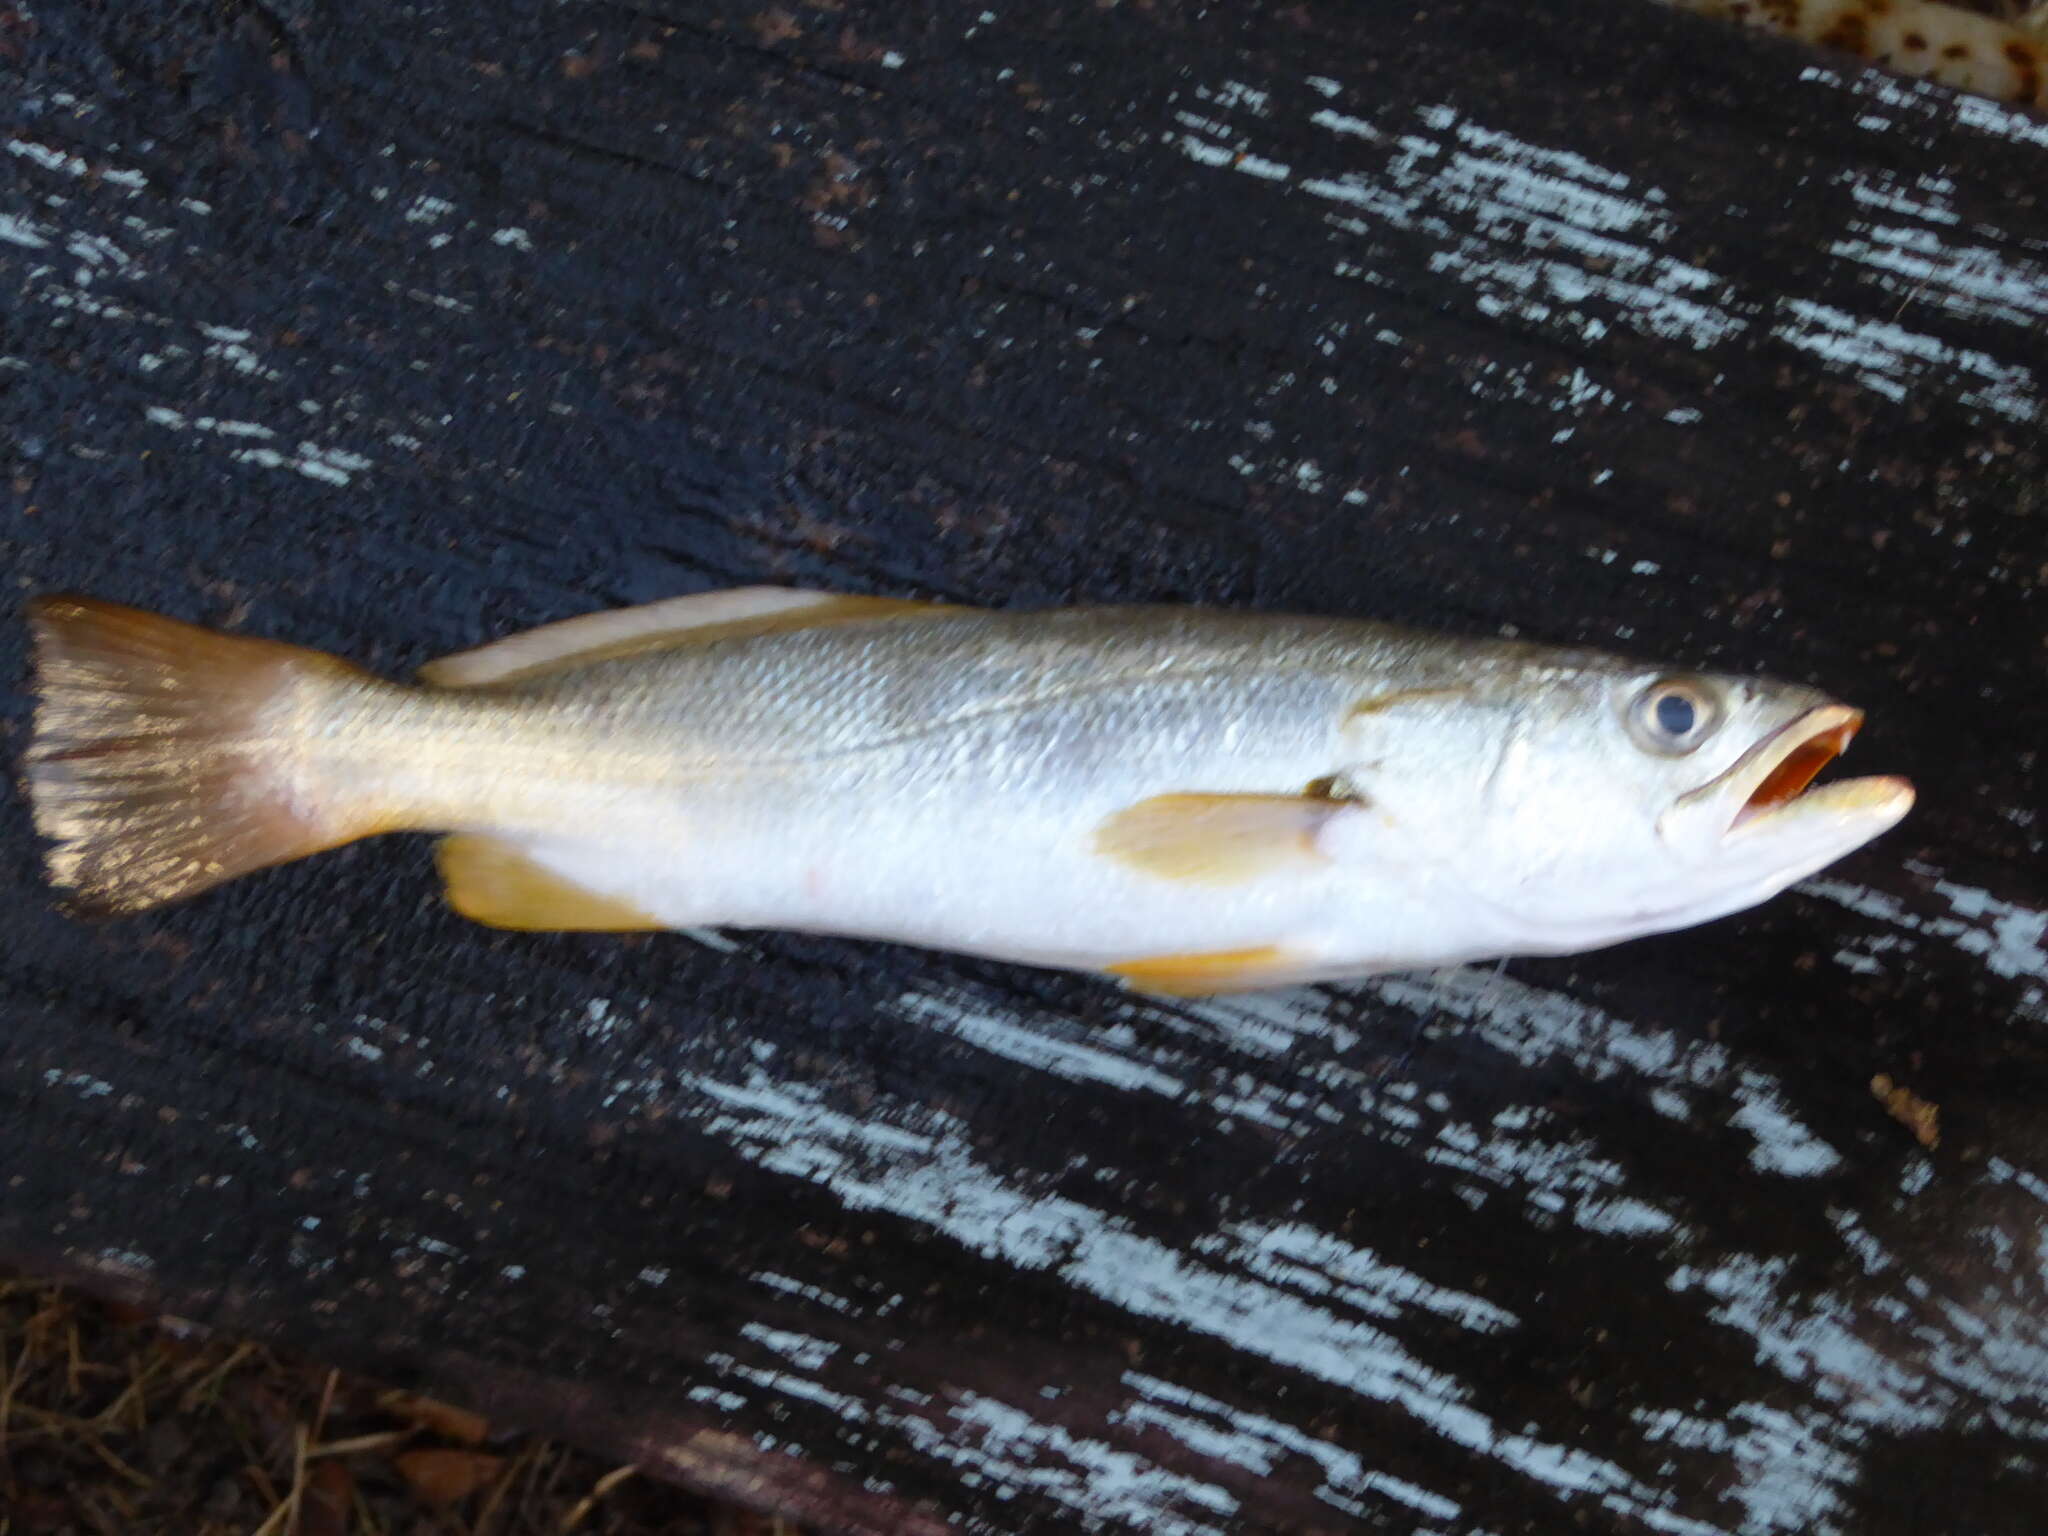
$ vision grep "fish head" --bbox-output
[1335,657,1914,951]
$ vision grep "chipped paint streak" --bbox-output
[0,212,49,249]
[1772,297,2038,419]
[144,405,374,486]
[825,958,2048,1531]
[899,1391,1242,1528]
[1662,1210,2048,1460]
[6,137,147,188]
[751,1269,861,1315]
[1804,871,2047,1016]
[1953,87,2048,148]
[1827,169,2048,332]
[683,1055,1717,1529]
[1375,971,1838,1194]
[1177,94,1746,354]
[1921,873,2048,986]
[893,987,1186,1097]
[900,968,1725,1231]
[1370,968,1731,1089]
[1170,74,2047,427]
[1728,1075,1844,1178]
[687,1351,1243,1528]
[738,1321,839,1371]
[1,148,510,499]
[1205,1220,1520,1332]
[1119,1372,1463,1524]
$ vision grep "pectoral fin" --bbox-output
[1094,793,1339,885]
[1106,945,1305,997]
[437,835,664,931]
[421,589,958,687]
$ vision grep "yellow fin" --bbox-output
[436,835,664,931]
[1094,793,1337,885]
[1106,946,1303,997]
[25,594,382,916]
[421,589,958,688]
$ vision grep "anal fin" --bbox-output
[437,835,664,931]
[1105,945,1304,997]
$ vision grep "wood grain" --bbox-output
[3,1,2044,1531]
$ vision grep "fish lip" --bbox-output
[1678,704,1911,835]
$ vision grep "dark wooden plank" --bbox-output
[3,1,2045,1532]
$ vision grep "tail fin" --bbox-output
[24,595,376,915]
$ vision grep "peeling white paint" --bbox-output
[913,1391,1240,1527]
[63,230,129,270]
[686,1382,749,1413]
[894,988,1185,1097]
[680,926,742,952]
[1804,872,2046,1017]
[140,405,373,484]
[741,1321,839,1370]
[1121,1371,1463,1524]
[752,1269,861,1315]
[686,1353,1243,1530]
[144,407,273,439]
[5,138,142,187]
[1772,297,2038,420]
[1728,1078,1843,1179]
[1168,71,2046,428]
[1310,107,1378,141]
[226,444,367,485]
[1922,876,2047,985]
[41,1068,116,1099]
[688,1056,1718,1530]
[0,212,51,249]
[405,193,456,224]
[1174,133,1291,183]
[1953,91,2048,149]
[1212,1219,1519,1332]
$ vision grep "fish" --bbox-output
[20,588,1914,996]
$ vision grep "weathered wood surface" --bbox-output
[3,1,2046,1531]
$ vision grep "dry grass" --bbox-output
[0,1273,802,1536]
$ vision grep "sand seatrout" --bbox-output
[22,590,1913,996]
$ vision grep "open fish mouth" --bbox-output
[1734,705,1862,828]
[1701,705,1913,834]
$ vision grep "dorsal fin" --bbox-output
[419,588,956,688]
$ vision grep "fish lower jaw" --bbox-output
[1723,774,1915,838]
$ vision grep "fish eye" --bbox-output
[1655,692,1696,735]
[1627,677,1720,756]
